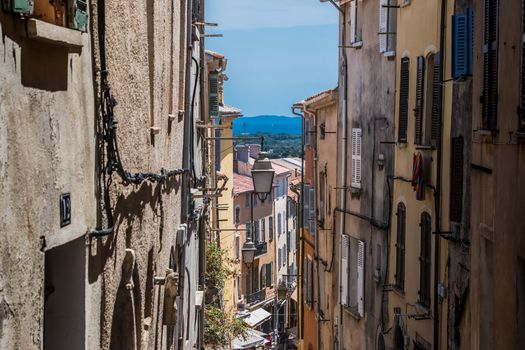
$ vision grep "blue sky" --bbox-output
[206,0,339,117]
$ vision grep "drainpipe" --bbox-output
[304,106,321,350]
[434,0,447,347]
[291,106,305,343]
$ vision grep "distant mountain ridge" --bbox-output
[232,115,301,135]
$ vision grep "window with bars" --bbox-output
[482,0,499,130]
[341,234,365,317]
[419,212,432,308]
[398,57,410,143]
[450,137,464,223]
[395,203,406,291]
[351,128,362,188]
[379,0,397,54]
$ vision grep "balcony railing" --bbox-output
[246,288,266,305]
[254,241,267,257]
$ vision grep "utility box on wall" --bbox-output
[2,0,34,15]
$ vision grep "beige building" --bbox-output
[0,1,207,349]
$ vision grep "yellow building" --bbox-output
[387,0,453,348]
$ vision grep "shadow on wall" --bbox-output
[0,11,70,91]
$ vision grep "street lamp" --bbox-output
[251,152,275,202]
[241,239,256,265]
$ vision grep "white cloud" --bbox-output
[206,0,338,30]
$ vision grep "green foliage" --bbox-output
[204,305,248,348]
[236,132,302,159]
[204,242,247,348]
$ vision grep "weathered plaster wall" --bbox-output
[88,0,202,349]
[338,0,396,348]
[0,7,95,350]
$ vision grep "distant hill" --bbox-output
[232,115,301,135]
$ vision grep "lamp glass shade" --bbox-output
[251,152,275,202]
[241,240,256,264]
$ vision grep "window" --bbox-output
[452,8,473,78]
[395,203,406,291]
[235,236,240,260]
[341,235,365,316]
[254,220,260,242]
[245,193,250,208]
[269,216,274,240]
[450,137,464,223]
[319,122,326,140]
[414,53,441,146]
[304,256,314,308]
[235,206,241,224]
[351,128,362,188]
[278,213,282,236]
[482,0,499,130]
[237,276,242,300]
[283,244,287,267]
[348,0,362,45]
[246,222,252,241]
[278,248,282,269]
[398,57,410,143]
[266,263,273,287]
[253,194,257,207]
[419,212,432,308]
[261,218,266,242]
[209,72,219,117]
[309,187,316,234]
[379,0,397,54]
[319,171,326,227]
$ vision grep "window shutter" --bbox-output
[269,216,274,241]
[395,203,406,290]
[452,13,468,78]
[350,0,357,43]
[261,265,267,288]
[450,137,464,222]
[4,0,34,15]
[309,188,315,234]
[357,240,365,317]
[261,219,266,241]
[69,0,88,32]
[304,119,311,146]
[341,235,349,306]
[431,53,442,146]
[351,128,362,188]
[303,185,310,231]
[415,56,425,145]
[520,0,525,130]
[419,213,432,307]
[482,0,499,130]
[398,57,410,143]
[209,72,220,118]
[379,0,388,53]
[267,263,272,287]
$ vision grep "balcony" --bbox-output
[254,241,267,257]
[246,288,266,306]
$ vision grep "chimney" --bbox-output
[248,144,261,159]
[235,145,249,163]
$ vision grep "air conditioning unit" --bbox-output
[2,0,34,15]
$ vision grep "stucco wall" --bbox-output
[0,7,96,349]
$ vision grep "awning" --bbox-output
[233,329,270,349]
[242,307,272,328]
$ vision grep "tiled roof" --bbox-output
[294,87,338,106]
[205,50,225,59]
[271,161,292,176]
[233,173,254,195]
[220,104,242,116]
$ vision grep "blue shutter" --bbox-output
[467,8,474,76]
[452,13,468,78]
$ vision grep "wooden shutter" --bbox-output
[482,0,499,130]
[357,240,365,317]
[521,0,525,130]
[452,13,468,77]
[303,185,310,231]
[4,0,34,15]
[379,0,388,53]
[261,219,266,241]
[415,56,425,144]
[351,128,362,188]
[431,54,442,146]
[267,263,272,287]
[398,57,410,143]
[209,72,219,118]
[261,265,267,288]
[450,137,464,222]
[341,235,349,306]
[309,188,315,233]
[269,216,274,241]
[419,213,432,307]
[395,203,406,290]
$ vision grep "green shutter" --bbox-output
[209,72,220,118]
[68,0,88,32]
[2,0,34,15]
